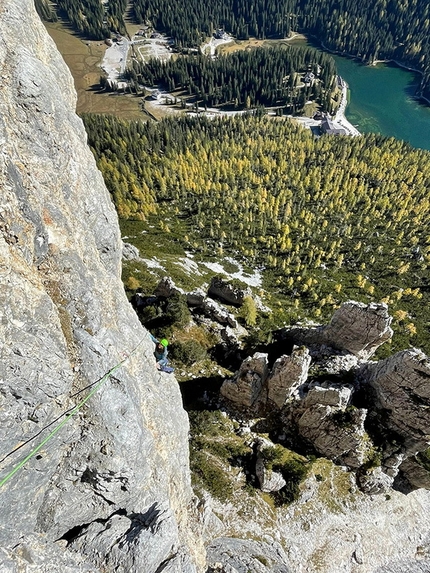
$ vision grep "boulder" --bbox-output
[200,298,237,328]
[154,276,184,298]
[323,301,393,358]
[266,346,311,409]
[287,301,393,359]
[302,383,352,409]
[122,242,141,261]
[208,276,250,306]
[186,289,206,307]
[220,326,241,347]
[297,388,371,469]
[255,438,287,493]
[357,466,394,495]
[220,353,269,411]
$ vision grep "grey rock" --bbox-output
[297,393,371,469]
[207,537,291,572]
[0,2,203,571]
[323,301,393,358]
[68,502,192,573]
[208,277,251,306]
[373,562,430,573]
[357,467,394,494]
[220,353,269,411]
[266,346,311,409]
[220,326,241,347]
[187,289,207,307]
[360,348,430,453]
[154,276,184,298]
[302,383,353,409]
[122,242,141,261]
[200,298,238,328]
[255,439,286,493]
[0,531,96,573]
[400,456,430,490]
[288,301,393,359]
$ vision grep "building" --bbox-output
[320,116,347,136]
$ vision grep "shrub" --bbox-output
[165,293,191,328]
[170,339,206,365]
[125,276,140,291]
[417,448,430,472]
[261,444,310,505]
[240,295,257,326]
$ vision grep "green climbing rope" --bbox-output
[0,339,144,489]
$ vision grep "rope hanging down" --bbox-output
[0,338,145,489]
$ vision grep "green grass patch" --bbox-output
[260,444,310,505]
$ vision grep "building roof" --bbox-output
[321,117,347,136]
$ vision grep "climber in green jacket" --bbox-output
[149,334,169,369]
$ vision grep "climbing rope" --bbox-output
[0,337,146,489]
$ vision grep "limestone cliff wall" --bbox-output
[0,1,203,571]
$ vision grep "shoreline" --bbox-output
[320,40,430,106]
[332,78,361,136]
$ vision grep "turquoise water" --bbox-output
[332,55,430,151]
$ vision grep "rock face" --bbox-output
[266,346,311,408]
[0,2,202,571]
[297,385,371,469]
[400,456,430,490]
[207,537,291,572]
[360,348,430,454]
[288,301,393,359]
[220,353,269,410]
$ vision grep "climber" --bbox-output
[149,334,171,370]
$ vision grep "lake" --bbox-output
[332,55,430,151]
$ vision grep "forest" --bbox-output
[34,0,127,38]
[36,0,430,100]
[82,112,430,355]
[133,0,430,97]
[127,45,337,111]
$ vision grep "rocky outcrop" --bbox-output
[220,353,269,410]
[220,347,310,414]
[266,346,311,408]
[122,242,141,261]
[360,348,430,454]
[356,466,394,495]
[322,301,393,358]
[200,298,238,328]
[296,385,371,469]
[151,277,239,327]
[208,276,251,306]
[186,289,206,307]
[154,276,184,298]
[287,301,393,359]
[399,456,430,490]
[0,2,203,571]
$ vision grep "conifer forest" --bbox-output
[82,113,430,355]
[127,46,337,111]
[35,0,430,98]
